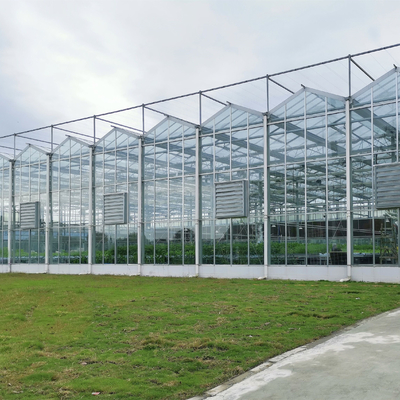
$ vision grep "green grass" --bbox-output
[1,274,400,399]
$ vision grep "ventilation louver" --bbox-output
[375,163,400,209]
[20,201,40,229]
[215,180,248,219]
[104,193,128,225]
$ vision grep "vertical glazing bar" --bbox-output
[345,99,353,278]
[137,105,145,273]
[195,127,201,275]
[263,114,269,277]
[8,160,13,271]
[325,99,329,264]
[304,91,308,265]
[88,145,94,271]
[348,55,352,98]
[51,126,54,153]
[45,154,51,271]
[266,76,270,113]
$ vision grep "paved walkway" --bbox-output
[190,308,400,400]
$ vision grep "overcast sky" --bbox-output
[1,0,400,153]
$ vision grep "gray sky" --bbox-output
[1,0,400,153]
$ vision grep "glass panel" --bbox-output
[202,220,214,264]
[155,143,168,179]
[270,216,285,264]
[249,218,263,265]
[353,88,371,107]
[232,219,248,264]
[116,131,128,149]
[269,122,285,165]
[286,164,305,214]
[155,180,168,221]
[373,72,396,103]
[327,112,346,157]
[249,168,264,217]
[201,174,213,220]
[214,108,231,132]
[353,211,373,265]
[155,224,168,264]
[128,147,139,182]
[201,136,213,173]
[287,215,305,264]
[286,93,304,119]
[307,215,327,265]
[169,221,183,265]
[352,156,372,210]
[184,176,195,221]
[168,140,182,177]
[374,209,398,265]
[306,92,325,115]
[215,219,230,264]
[155,120,169,142]
[306,116,326,160]
[351,108,372,154]
[184,139,196,175]
[373,103,397,153]
[249,127,263,167]
[327,212,347,264]
[169,120,183,140]
[169,178,182,221]
[307,162,326,213]
[231,129,247,170]
[144,146,154,180]
[231,108,248,129]
[183,222,195,264]
[286,120,305,162]
[269,165,285,214]
[144,223,154,264]
[328,158,346,211]
[214,133,230,172]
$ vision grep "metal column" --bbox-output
[263,114,269,277]
[195,127,201,275]
[88,146,95,271]
[345,99,353,279]
[8,160,14,272]
[137,128,144,274]
[45,153,51,272]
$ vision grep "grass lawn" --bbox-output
[1,274,400,399]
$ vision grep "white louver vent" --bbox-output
[215,180,248,219]
[104,193,128,225]
[20,202,40,229]
[375,163,400,209]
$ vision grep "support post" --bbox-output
[345,99,353,279]
[137,106,145,274]
[88,145,94,272]
[8,160,14,272]
[263,114,269,278]
[45,153,51,272]
[195,127,201,276]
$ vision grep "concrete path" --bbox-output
[190,308,400,400]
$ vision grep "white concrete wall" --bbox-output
[3,263,400,283]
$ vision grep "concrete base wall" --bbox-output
[3,263,400,283]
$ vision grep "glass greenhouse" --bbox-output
[2,46,400,282]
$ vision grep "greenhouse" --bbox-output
[2,45,400,282]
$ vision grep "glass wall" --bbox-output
[143,118,197,265]
[0,156,9,264]
[94,128,139,264]
[2,68,400,271]
[13,146,47,263]
[268,89,346,265]
[200,105,264,265]
[351,69,399,264]
[51,138,90,264]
